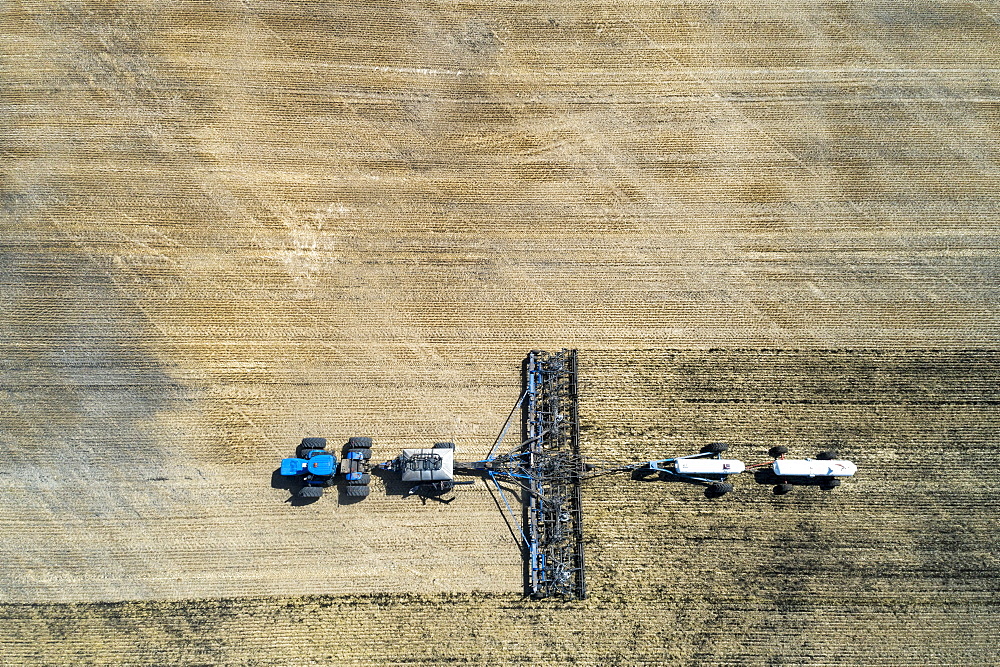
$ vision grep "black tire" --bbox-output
[301,437,327,450]
[346,484,370,498]
[817,450,837,460]
[820,479,842,490]
[348,437,372,449]
[705,482,732,498]
[347,473,371,486]
[774,483,794,495]
[701,442,728,454]
[433,442,455,450]
[768,446,789,458]
[345,447,372,461]
[298,485,324,498]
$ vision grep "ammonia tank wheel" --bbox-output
[705,482,732,498]
[774,483,794,495]
[301,437,327,450]
[820,479,842,490]
[768,446,789,458]
[701,442,729,454]
[817,450,837,460]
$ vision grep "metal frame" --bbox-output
[455,349,587,599]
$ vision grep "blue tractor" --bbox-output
[280,437,372,499]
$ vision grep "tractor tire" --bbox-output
[346,484,370,498]
[820,479,842,490]
[301,437,327,450]
[348,437,373,449]
[817,450,837,460]
[774,483,794,495]
[768,446,789,458]
[298,485,324,498]
[347,473,371,486]
[346,447,372,461]
[433,442,455,450]
[705,482,732,498]
[701,442,728,454]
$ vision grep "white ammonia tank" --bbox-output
[675,458,746,475]
[772,459,857,478]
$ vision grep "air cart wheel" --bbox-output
[346,484,370,498]
[774,483,794,495]
[348,437,372,449]
[301,437,327,450]
[705,482,733,498]
[347,473,371,486]
[768,446,789,458]
[701,442,728,454]
[298,486,324,498]
[433,442,455,450]
[817,450,837,460]
[820,479,841,491]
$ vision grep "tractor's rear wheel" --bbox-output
[768,446,789,458]
[701,442,728,454]
[347,447,372,461]
[348,473,371,486]
[301,437,327,450]
[820,479,842,490]
[348,437,372,449]
[298,485,324,498]
[346,484,370,498]
[774,483,794,495]
[817,450,837,460]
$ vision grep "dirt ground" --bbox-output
[2,0,999,664]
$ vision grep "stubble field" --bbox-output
[2,0,999,664]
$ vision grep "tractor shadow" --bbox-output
[270,468,322,506]
[371,466,411,497]
[630,466,726,499]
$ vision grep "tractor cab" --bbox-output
[339,449,369,482]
